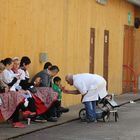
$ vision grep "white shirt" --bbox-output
[2,69,16,84]
[73,73,108,102]
[2,69,25,91]
[19,68,30,79]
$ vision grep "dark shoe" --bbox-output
[47,117,58,122]
[86,118,97,123]
[34,116,47,123]
[56,112,62,118]
[59,107,69,113]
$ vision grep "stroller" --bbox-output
[79,95,119,122]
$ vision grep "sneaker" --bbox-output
[23,111,36,118]
[47,117,58,122]
[13,122,26,128]
[34,116,47,123]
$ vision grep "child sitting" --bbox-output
[52,76,69,117]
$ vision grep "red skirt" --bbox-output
[32,95,47,115]
[33,87,58,115]
[0,111,4,122]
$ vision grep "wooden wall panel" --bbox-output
[0,0,136,106]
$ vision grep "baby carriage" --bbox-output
[79,95,119,122]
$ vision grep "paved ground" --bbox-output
[1,93,140,140]
[0,104,82,140]
[13,99,140,140]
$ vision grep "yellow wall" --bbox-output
[0,0,135,106]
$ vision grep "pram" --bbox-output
[79,95,119,122]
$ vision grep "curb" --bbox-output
[4,118,79,140]
[2,95,140,140]
[116,97,140,107]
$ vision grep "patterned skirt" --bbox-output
[0,87,58,121]
[0,91,25,121]
[34,87,58,115]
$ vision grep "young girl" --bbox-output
[19,56,47,122]
[19,56,31,90]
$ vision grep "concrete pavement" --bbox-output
[0,93,140,140]
[14,101,140,140]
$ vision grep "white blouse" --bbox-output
[2,69,17,84]
[2,69,23,91]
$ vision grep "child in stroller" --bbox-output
[79,94,119,122]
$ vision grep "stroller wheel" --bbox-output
[103,115,109,122]
[79,108,86,121]
[115,112,119,122]
[103,112,110,122]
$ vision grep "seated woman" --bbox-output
[19,56,46,121]
[12,57,37,116]
[19,56,58,122]
[0,62,26,128]
[11,57,46,123]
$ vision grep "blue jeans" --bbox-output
[84,101,96,121]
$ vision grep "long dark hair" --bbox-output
[1,58,13,66]
[20,56,31,67]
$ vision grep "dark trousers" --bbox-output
[55,101,61,110]
[41,101,59,119]
[10,97,36,122]
[50,101,61,117]
[27,97,36,112]
[10,103,26,122]
[46,103,57,118]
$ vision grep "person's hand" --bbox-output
[5,87,9,93]
[16,74,21,80]
[60,84,63,89]
[61,86,65,90]
[62,87,69,93]
[34,77,41,87]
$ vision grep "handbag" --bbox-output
[28,85,37,93]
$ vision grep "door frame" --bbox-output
[122,25,134,93]
[103,30,109,89]
[89,28,95,73]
